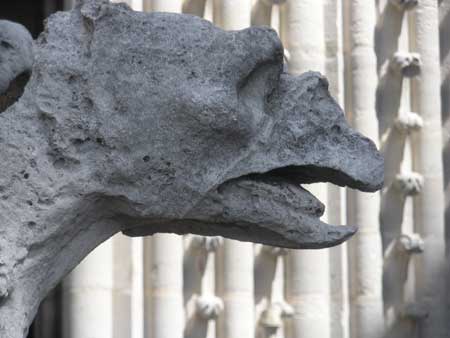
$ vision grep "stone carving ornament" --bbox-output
[0,1,383,337]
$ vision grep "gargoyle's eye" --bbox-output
[238,61,281,106]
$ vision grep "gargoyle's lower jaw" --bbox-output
[180,171,358,249]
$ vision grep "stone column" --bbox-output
[62,234,133,338]
[63,240,114,338]
[149,0,182,12]
[344,1,385,338]
[251,0,285,27]
[131,238,144,338]
[144,234,184,338]
[256,246,293,338]
[211,3,255,338]
[183,0,208,17]
[281,2,330,338]
[324,1,349,337]
[216,240,254,338]
[112,235,133,338]
[410,1,448,336]
[33,287,62,338]
[185,236,223,338]
[110,0,143,11]
[376,1,422,336]
[440,0,450,329]
[251,0,273,26]
[213,0,252,30]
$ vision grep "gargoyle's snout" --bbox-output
[263,71,384,192]
[186,72,384,249]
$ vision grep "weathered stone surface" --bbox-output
[0,1,383,337]
[0,20,33,112]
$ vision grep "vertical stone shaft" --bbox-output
[131,238,144,338]
[63,234,133,338]
[211,3,255,338]
[410,1,448,336]
[112,235,133,338]
[282,1,330,338]
[440,0,450,320]
[216,241,254,338]
[213,0,251,30]
[251,0,273,26]
[144,234,184,338]
[344,1,384,338]
[110,1,144,16]
[150,0,181,12]
[33,287,62,338]
[182,0,208,17]
[63,240,114,338]
[324,1,349,337]
[376,1,418,336]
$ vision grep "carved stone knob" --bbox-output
[389,0,419,11]
[260,301,294,330]
[393,172,424,196]
[260,306,283,329]
[278,301,294,318]
[390,52,422,77]
[398,233,424,254]
[196,295,224,320]
[400,302,429,320]
[394,111,423,133]
[191,236,223,253]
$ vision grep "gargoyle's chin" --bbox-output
[124,169,357,249]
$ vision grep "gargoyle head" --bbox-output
[0,1,383,337]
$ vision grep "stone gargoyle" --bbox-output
[0,1,384,337]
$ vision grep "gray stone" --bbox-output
[0,1,383,337]
[0,20,33,112]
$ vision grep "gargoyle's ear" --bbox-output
[0,71,31,113]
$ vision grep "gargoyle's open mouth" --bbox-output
[181,165,359,249]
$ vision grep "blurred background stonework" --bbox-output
[1,0,449,337]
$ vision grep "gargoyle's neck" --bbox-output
[0,202,121,338]
[0,99,123,338]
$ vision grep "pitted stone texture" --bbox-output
[0,21,33,112]
[0,2,383,337]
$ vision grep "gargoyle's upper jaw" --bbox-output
[259,71,384,193]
